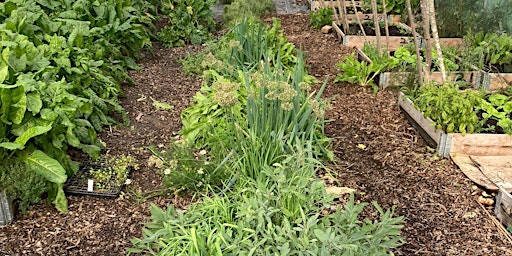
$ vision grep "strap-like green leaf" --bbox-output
[24,150,67,184]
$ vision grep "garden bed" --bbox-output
[332,21,417,51]
[399,92,512,191]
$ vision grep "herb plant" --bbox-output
[0,158,47,213]
[131,18,404,255]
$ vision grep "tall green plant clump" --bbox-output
[158,0,217,47]
[0,0,154,212]
[130,19,405,255]
[222,0,275,26]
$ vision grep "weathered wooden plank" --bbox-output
[332,22,417,51]
[484,73,512,90]
[450,134,512,156]
[379,71,485,88]
[398,92,443,145]
[339,13,401,23]
[496,186,512,228]
[451,153,499,191]
[309,0,361,10]
[470,155,512,187]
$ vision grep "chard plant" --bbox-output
[0,0,154,211]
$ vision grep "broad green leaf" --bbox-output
[40,108,59,121]
[53,183,68,213]
[0,66,8,83]
[24,150,67,184]
[26,92,42,114]
[0,142,22,150]
[13,124,52,148]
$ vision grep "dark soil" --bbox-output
[1,13,511,256]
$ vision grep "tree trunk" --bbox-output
[420,0,432,82]
[427,0,447,83]
[406,0,423,86]
[382,0,391,56]
[371,0,381,54]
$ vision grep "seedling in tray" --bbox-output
[65,155,138,197]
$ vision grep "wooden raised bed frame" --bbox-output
[398,92,512,157]
[332,22,418,51]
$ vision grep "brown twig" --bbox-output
[477,200,512,246]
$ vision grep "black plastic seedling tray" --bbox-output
[64,160,131,198]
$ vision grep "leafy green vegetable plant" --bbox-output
[158,0,217,47]
[335,48,395,92]
[413,82,484,134]
[0,0,154,211]
[309,8,333,29]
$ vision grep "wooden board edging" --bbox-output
[380,71,486,89]
[398,92,512,156]
[332,22,418,51]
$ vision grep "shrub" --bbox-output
[0,158,47,213]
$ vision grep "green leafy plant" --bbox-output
[478,93,512,134]
[129,158,404,255]
[361,0,420,15]
[87,155,138,191]
[462,32,512,72]
[334,50,395,92]
[0,0,154,211]
[222,0,275,26]
[158,0,217,47]
[309,8,333,29]
[149,140,232,193]
[412,82,484,134]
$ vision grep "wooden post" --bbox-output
[406,0,423,86]
[420,0,432,83]
[351,0,367,38]
[382,0,391,56]
[332,0,340,23]
[339,0,349,33]
[427,0,447,83]
[371,0,382,54]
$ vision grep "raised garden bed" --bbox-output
[399,92,512,192]
[333,21,417,51]
[379,71,486,88]
[354,43,511,90]
[399,92,512,156]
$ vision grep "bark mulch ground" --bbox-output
[1,13,511,256]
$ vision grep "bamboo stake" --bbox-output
[406,0,423,86]
[420,0,432,82]
[371,0,382,54]
[351,0,367,38]
[427,0,447,82]
[339,0,349,33]
[382,0,391,56]
[332,0,340,23]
